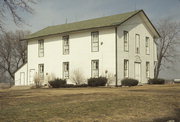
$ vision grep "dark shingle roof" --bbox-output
[25,10,142,40]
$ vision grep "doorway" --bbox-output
[134,62,141,83]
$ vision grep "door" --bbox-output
[20,72,25,85]
[29,69,35,84]
[135,62,141,82]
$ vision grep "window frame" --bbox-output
[146,62,150,78]
[124,31,129,52]
[38,39,44,57]
[63,35,69,55]
[38,64,44,79]
[91,60,99,78]
[124,59,129,78]
[135,34,140,54]
[91,31,99,52]
[63,62,69,79]
[145,37,150,55]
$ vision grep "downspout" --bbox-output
[115,27,118,87]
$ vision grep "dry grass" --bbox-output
[0,84,180,122]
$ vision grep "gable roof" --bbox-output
[24,10,160,40]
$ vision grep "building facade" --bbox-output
[14,10,160,86]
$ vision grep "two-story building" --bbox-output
[14,10,160,86]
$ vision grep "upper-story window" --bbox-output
[124,59,129,78]
[124,31,129,52]
[63,35,69,55]
[91,60,99,77]
[63,62,69,78]
[146,62,150,78]
[135,34,140,54]
[91,31,99,52]
[146,37,150,54]
[38,40,44,57]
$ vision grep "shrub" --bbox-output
[61,84,88,88]
[88,77,107,87]
[70,69,85,85]
[33,74,42,88]
[121,78,139,86]
[148,78,165,84]
[48,78,66,88]
[75,84,88,87]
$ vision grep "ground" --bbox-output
[0,84,180,122]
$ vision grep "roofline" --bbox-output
[140,10,161,38]
[13,63,27,74]
[20,24,117,41]
[21,10,160,41]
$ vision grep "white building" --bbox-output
[14,10,160,86]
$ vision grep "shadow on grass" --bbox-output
[153,108,180,122]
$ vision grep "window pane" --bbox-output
[146,37,150,54]
[39,64,44,79]
[38,40,44,57]
[124,60,128,78]
[92,60,99,77]
[135,34,140,54]
[124,31,129,51]
[91,32,99,52]
[63,36,69,55]
[146,62,150,77]
[63,62,69,78]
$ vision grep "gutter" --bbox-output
[115,27,118,87]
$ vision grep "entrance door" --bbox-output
[20,72,25,85]
[29,69,35,84]
[135,62,141,82]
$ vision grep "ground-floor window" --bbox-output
[91,60,99,77]
[146,62,150,78]
[38,64,44,79]
[63,62,69,78]
[124,59,129,78]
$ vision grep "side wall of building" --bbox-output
[117,14,157,84]
[14,63,27,86]
[27,27,116,85]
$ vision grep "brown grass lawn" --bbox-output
[0,84,180,122]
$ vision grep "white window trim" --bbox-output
[124,31,129,52]
[91,60,99,77]
[146,62,150,78]
[146,37,150,55]
[124,59,129,78]
[91,31,99,52]
[135,34,140,54]
[38,40,44,57]
[63,62,69,79]
[38,64,44,79]
[63,35,69,55]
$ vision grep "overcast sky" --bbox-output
[7,0,180,79]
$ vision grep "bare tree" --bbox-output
[0,30,30,80]
[70,69,85,85]
[0,0,37,32]
[154,19,180,78]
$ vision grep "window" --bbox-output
[63,35,69,55]
[146,62,150,78]
[135,34,140,54]
[38,40,44,57]
[38,64,44,79]
[63,62,69,78]
[146,37,150,54]
[91,60,99,77]
[124,59,129,78]
[91,32,99,52]
[124,31,129,51]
